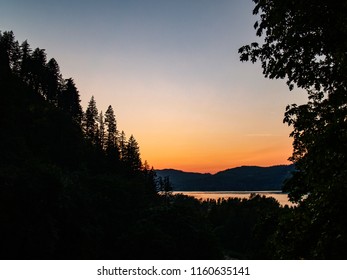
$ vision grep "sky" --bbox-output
[1,0,307,173]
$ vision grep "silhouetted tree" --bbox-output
[158,176,172,196]
[84,96,99,144]
[19,40,32,85]
[104,105,119,156]
[0,31,20,80]
[97,111,105,150]
[239,0,347,259]
[119,130,127,160]
[59,78,83,124]
[142,160,157,194]
[123,134,142,172]
[31,47,47,95]
[45,58,62,104]
[0,31,20,75]
[0,33,11,80]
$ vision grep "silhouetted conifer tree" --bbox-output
[31,48,47,96]
[45,58,62,104]
[0,34,11,80]
[19,40,32,85]
[123,135,142,172]
[59,78,83,124]
[142,161,158,194]
[104,105,119,156]
[158,176,172,197]
[97,111,105,150]
[84,96,99,144]
[0,31,20,75]
[119,130,127,160]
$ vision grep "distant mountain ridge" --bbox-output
[156,165,295,191]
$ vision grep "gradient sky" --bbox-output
[1,0,307,173]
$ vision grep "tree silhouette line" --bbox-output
[0,30,144,174]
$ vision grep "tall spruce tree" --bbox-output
[97,111,105,150]
[0,31,20,75]
[104,106,117,149]
[119,130,127,160]
[59,78,83,124]
[31,47,47,96]
[124,135,142,172]
[45,58,62,104]
[19,40,32,84]
[84,96,99,145]
[0,31,20,80]
[0,33,11,80]
[104,105,119,160]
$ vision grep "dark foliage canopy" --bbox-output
[239,0,347,258]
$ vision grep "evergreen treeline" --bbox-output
[0,30,159,259]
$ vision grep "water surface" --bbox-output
[173,191,294,206]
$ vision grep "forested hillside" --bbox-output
[156,165,294,191]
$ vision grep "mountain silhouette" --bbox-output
[156,165,295,191]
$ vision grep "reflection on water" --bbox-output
[173,191,294,206]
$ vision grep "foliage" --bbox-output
[59,78,83,124]
[104,105,119,156]
[158,176,173,195]
[123,135,142,172]
[84,96,99,144]
[239,0,347,258]
[0,30,160,259]
[206,194,282,259]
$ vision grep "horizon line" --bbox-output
[155,163,294,175]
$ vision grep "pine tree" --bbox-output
[0,31,20,80]
[104,106,117,149]
[142,160,158,194]
[123,135,142,172]
[84,96,99,145]
[97,111,105,150]
[158,176,173,196]
[45,58,62,104]
[31,47,47,95]
[0,31,21,75]
[59,78,83,124]
[19,40,32,85]
[118,130,127,160]
[0,32,11,80]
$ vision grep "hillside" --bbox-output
[156,165,295,191]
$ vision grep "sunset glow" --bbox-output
[1,0,307,173]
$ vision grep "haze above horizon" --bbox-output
[1,0,307,173]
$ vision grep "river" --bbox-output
[172,191,294,206]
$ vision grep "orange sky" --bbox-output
[105,67,306,173]
[1,0,307,173]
